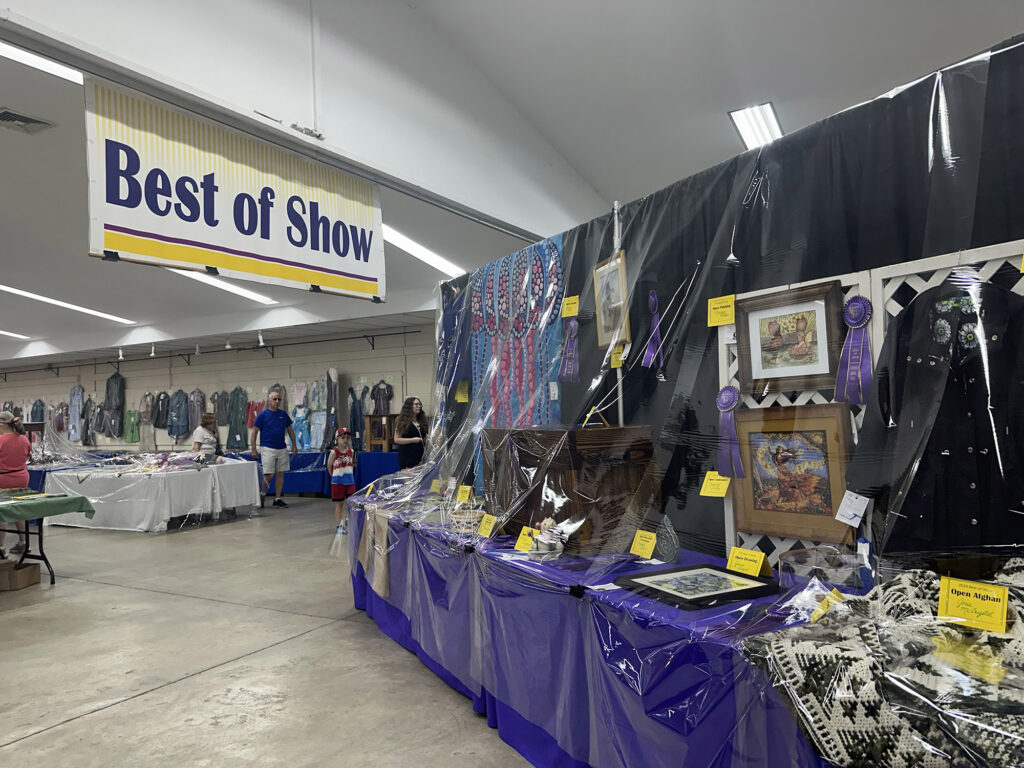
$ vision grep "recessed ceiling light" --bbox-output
[728,102,783,150]
[168,268,279,305]
[0,284,135,324]
[0,329,29,340]
[382,224,465,278]
[0,41,83,85]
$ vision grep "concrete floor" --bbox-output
[0,498,529,767]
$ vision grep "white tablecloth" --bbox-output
[44,461,259,532]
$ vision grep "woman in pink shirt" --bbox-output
[0,410,31,556]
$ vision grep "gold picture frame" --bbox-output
[732,404,852,543]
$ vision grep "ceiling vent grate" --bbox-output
[0,108,55,135]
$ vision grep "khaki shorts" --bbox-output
[260,447,291,475]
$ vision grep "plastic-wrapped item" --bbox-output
[745,558,1024,767]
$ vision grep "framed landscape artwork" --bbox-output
[732,404,852,543]
[592,250,631,348]
[735,281,843,395]
[613,564,778,610]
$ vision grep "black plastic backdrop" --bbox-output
[434,35,1024,556]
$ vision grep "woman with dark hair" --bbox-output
[0,410,30,556]
[393,396,427,469]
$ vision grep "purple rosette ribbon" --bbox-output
[558,318,579,383]
[716,385,745,478]
[835,296,873,405]
[642,290,665,373]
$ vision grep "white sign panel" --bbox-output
[84,77,385,300]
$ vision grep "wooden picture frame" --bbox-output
[592,250,631,348]
[735,281,843,395]
[732,404,852,543]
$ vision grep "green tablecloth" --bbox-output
[0,490,95,523]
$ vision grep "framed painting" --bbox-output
[732,404,852,543]
[592,250,631,348]
[735,281,843,395]
[613,563,778,610]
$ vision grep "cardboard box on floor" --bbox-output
[0,559,40,590]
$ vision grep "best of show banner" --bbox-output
[85,77,385,300]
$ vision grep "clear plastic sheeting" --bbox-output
[745,558,1024,768]
[343,33,1024,767]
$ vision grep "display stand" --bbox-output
[364,413,399,452]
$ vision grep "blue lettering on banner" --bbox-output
[102,139,375,262]
[286,196,307,247]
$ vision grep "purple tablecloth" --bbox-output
[347,498,831,768]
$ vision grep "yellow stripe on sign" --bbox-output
[103,230,378,295]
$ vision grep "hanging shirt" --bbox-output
[138,392,155,426]
[68,385,84,442]
[226,386,248,449]
[292,406,312,451]
[349,386,368,451]
[101,371,125,438]
[213,390,230,426]
[167,390,190,437]
[123,411,140,443]
[370,381,393,415]
[331,447,355,486]
[152,391,170,429]
[187,388,206,432]
[291,381,308,409]
[81,397,95,446]
[30,399,45,422]
[246,400,264,429]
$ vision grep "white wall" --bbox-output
[0,324,436,453]
[2,0,608,237]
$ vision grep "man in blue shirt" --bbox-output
[250,392,298,508]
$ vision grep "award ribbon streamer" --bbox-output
[642,290,665,371]
[716,386,745,478]
[558,318,579,383]
[835,296,873,405]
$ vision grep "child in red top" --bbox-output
[328,428,356,532]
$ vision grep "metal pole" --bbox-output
[612,201,624,427]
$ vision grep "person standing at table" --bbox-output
[0,411,31,557]
[251,392,297,508]
[393,396,427,469]
[191,413,221,463]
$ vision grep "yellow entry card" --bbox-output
[561,295,580,318]
[699,471,731,497]
[610,344,624,369]
[365,483,374,497]
[727,546,772,578]
[707,294,736,326]
[629,530,657,559]
[810,588,847,623]
[931,635,1006,683]
[455,381,469,403]
[456,485,472,503]
[514,526,535,552]
[938,576,1009,633]
[477,513,497,537]
[429,479,441,494]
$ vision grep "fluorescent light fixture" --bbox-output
[382,224,465,278]
[169,268,279,305]
[0,41,83,84]
[729,102,783,150]
[0,329,29,340]
[0,284,135,324]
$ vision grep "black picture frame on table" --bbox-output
[734,280,844,396]
[613,563,778,611]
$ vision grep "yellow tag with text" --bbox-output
[514,526,536,552]
[810,588,847,623]
[365,483,374,497]
[629,530,657,558]
[699,471,731,497]
[561,295,580,318]
[727,546,774,578]
[610,344,624,369]
[931,635,1006,683]
[429,479,441,494]
[707,294,736,327]
[455,381,469,403]
[477,513,497,537]
[456,485,472,503]
[938,576,1009,633]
